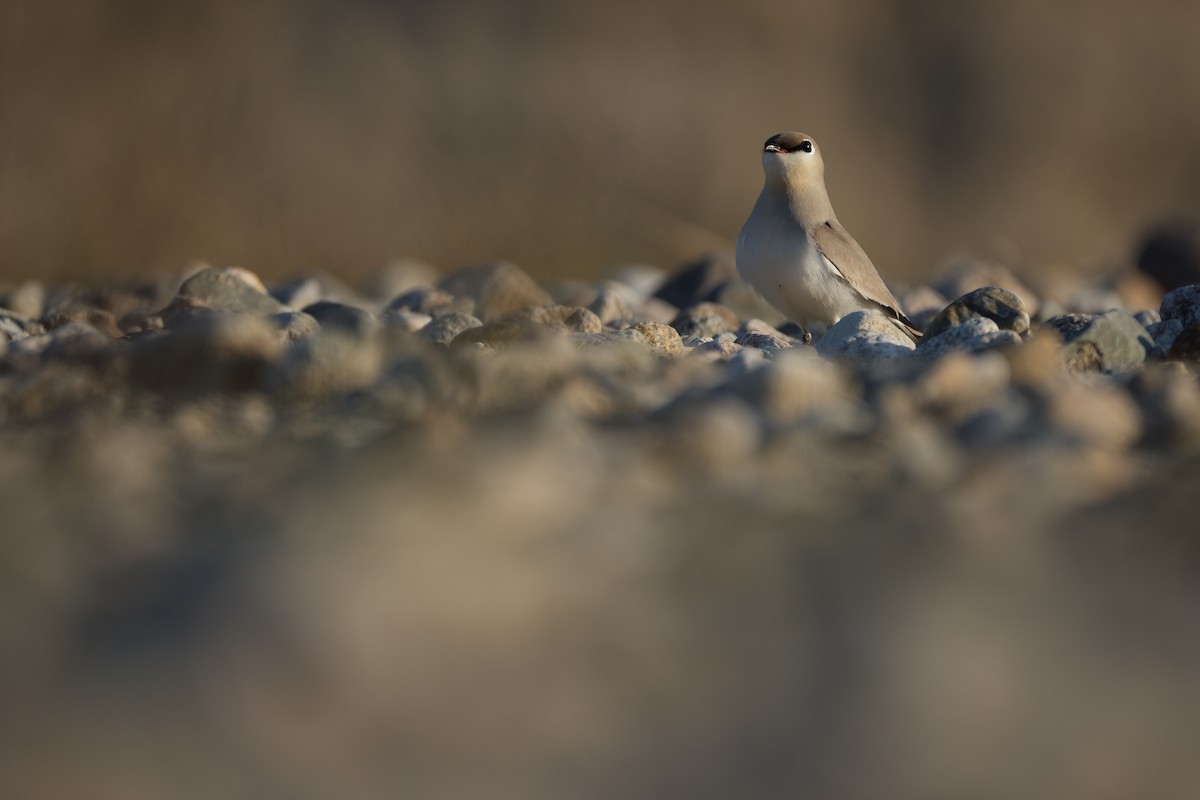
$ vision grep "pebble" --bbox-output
[670,302,741,339]
[921,286,1030,339]
[436,261,553,322]
[164,266,286,319]
[932,258,1040,316]
[270,311,322,345]
[0,281,45,318]
[384,286,460,316]
[1160,284,1200,329]
[421,312,483,346]
[301,301,380,339]
[1045,310,1152,374]
[586,281,635,325]
[815,310,917,369]
[915,317,1022,362]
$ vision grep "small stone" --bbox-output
[1046,310,1152,374]
[164,266,286,320]
[41,307,123,338]
[915,317,1022,362]
[933,258,1039,316]
[384,286,459,316]
[504,305,603,333]
[0,311,39,343]
[301,301,379,339]
[437,262,552,322]
[653,252,736,309]
[1160,284,1200,329]
[452,305,602,349]
[0,281,45,318]
[815,310,917,369]
[671,302,741,339]
[422,312,482,345]
[381,309,432,333]
[270,311,321,345]
[627,321,685,358]
[922,286,1030,339]
[735,332,794,352]
[1147,318,1183,358]
[1135,309,1161,328]
[688,339,743,361]
[587,282,635,325]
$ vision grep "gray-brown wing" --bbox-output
[809,219,916,329]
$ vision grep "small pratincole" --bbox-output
[736,131,919,342]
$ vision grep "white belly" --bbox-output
[736,216,867,332]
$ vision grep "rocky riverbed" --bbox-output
[3,251,1200,798]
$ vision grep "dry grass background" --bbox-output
[3,0,1200,284]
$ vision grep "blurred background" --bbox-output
[3,0,1200,285]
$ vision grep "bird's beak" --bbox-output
[764,144,785,154]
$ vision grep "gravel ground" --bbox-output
[2,252,1200,798]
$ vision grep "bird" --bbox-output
[736,131,920,343]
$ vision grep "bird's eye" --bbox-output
[800,140,813,153]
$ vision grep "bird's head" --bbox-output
[760,131,824,188]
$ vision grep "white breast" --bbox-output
[736,208,866,332]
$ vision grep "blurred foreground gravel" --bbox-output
[3,252,1200,799]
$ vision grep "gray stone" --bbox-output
[437,262,552,322]
[815,310,917,368]
[735,332,794,352]
[586,282,636,325]
[1160,284,1200,329]
[301,301,379,339]
[422,312,483,345]
[915,317,1022,362]
[164,267,286,320]
[381,309,432,333]
[0,281,45,318]
[1046,310,1153,374]
[932,258,1039,316]
[571,322,684,358]
[1135,309,1160,328]
[384,286,460,316]
[270,311,321,345]
[922,286,1030,339]
[1147,318,1183,358]
[671,302,741,339]
[0,311,38,343]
